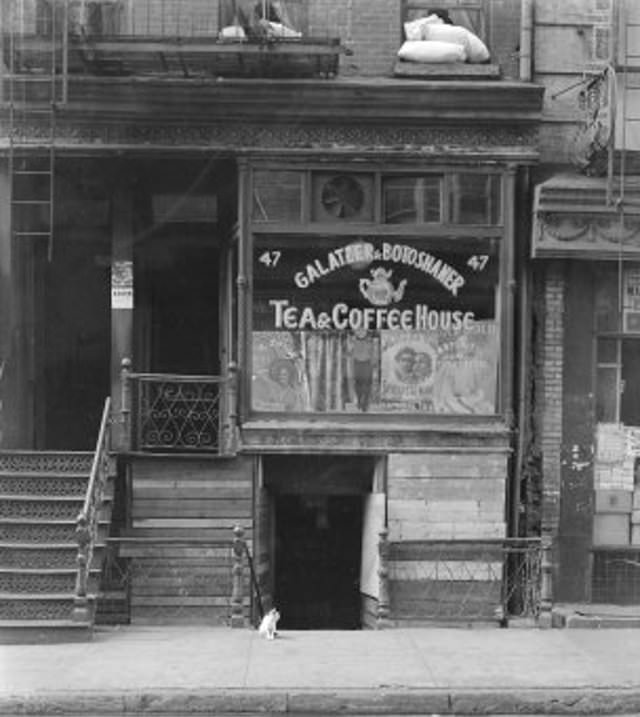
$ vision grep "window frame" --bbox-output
[242,160,514,424]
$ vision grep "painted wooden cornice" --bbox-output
[532,174,640,259]
[2,75,543,125]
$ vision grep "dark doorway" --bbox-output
[265,454,374,630]
[275,494,363,629]
[136,236,219,375]
[44,238,111,449]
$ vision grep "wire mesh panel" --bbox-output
[388,539,542,623]
[592,548,640,604]
[100,538,245,624]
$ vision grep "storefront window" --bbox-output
[251,235,500,415]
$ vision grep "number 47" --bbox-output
[467,255,489,271]
[259,251,281,268]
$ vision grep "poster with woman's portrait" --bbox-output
[252,331,309,412]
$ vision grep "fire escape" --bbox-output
[4,0,68,262]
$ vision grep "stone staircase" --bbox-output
[0,451,113,643]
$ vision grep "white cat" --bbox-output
[258,608,280,640]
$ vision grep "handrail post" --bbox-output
[72,514,92,622]
[538,534,553,628]
[231,525,245,627]
[376,528,391,629]
[120,357,132,452]
[222,361,238,456]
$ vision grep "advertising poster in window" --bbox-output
[252,237,499,415]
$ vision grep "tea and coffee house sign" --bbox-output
[262,241,481,332]
[253,238,497,414]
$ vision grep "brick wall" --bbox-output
[540,261,564,537]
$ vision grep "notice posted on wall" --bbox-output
[595,422,636,490]
[111,260,134,310]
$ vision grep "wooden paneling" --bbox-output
[126,455,254,624]
[387,451,507,543]
[385,449,507,622]
[390,580,501,620]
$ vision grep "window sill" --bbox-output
[240,414,512,453]
[393,61,501,80]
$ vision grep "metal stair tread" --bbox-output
[0,567,100,574]
[0,518,111,524]
[0,542,106,549]
[0,494,89,501]
[0,619,91,628]
[0,471,91,477]
[0,592,96,599]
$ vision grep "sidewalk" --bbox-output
[2,625,640,715]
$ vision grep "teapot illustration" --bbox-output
[359,267,407,306]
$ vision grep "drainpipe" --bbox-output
[520,0,533,81]
[509,167,532,542]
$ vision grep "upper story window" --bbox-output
[399,0,490,65]
[219,0,307,39]
[596,264,640,425]
[402,0,486,40]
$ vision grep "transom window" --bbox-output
[251,169,502,226]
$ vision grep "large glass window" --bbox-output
[251,235,500,415]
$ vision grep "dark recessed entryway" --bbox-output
[264,454,375,630]
[275,493,363,629]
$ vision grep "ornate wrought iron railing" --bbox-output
[73,396,113,623]
[121,363,238,455]
[378,535,550,627]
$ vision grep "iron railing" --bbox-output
[380,535,549,625]
[3,0,345,80]
[121,363,238,455]
[73,396,113,623]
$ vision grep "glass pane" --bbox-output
[220,0,306,37]
[252,236,500,415]
[449,174,501,225]
[404,6,485,41]
[252,170,302,223]
[621,339,640,426]
[595,264,619,332]
[596,366,618,422]
[597,338,618,364]
[383,176,442,224]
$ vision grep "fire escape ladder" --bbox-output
[7,0,68,261]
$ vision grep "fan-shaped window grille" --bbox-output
[312,173,375,223]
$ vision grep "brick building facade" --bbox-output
[0,0,550,635]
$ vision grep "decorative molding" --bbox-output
[1,117,540,155]
[533,213,640,258]
[240,422,511,454]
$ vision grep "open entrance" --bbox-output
[263,455,376,630]
[136,235,220,375]
[133,158,237,376]
[43,237,111,450]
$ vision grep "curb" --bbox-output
[3,687,640,715]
